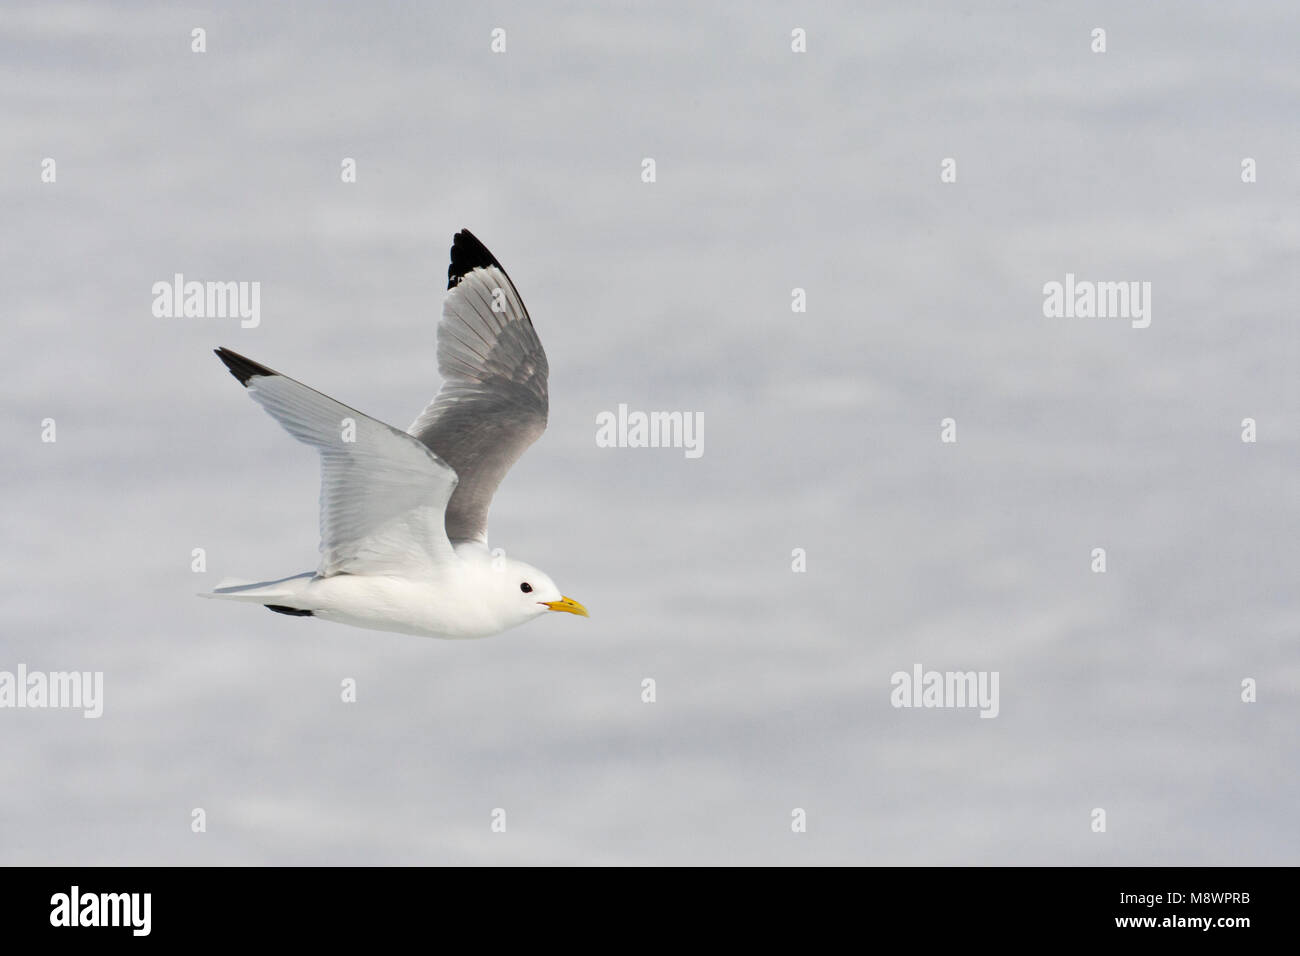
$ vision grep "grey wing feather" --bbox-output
[408,259,548,543]
[214,348,459,577]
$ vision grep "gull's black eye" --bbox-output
[520,582,533,593]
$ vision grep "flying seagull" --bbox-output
[202,230,588,639]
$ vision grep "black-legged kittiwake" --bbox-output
[201,230,588,639]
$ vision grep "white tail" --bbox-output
[200,572,315,605]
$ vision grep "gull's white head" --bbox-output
[491,555,588,629]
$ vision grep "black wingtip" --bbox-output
[448,229,508,290]
[265,605,314,617]
[214,347,272,387]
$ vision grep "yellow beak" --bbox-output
[543,596,589,618]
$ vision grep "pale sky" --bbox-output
[1,1,1297,864]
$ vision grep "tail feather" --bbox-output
[200,572,316,608]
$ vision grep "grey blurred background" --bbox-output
[2,1,1296,865]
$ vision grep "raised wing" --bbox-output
[214,347,459,577]
[407,230,549,543]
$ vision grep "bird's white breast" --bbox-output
[304,563,514,639]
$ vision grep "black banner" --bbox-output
[2,866,1280,941]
